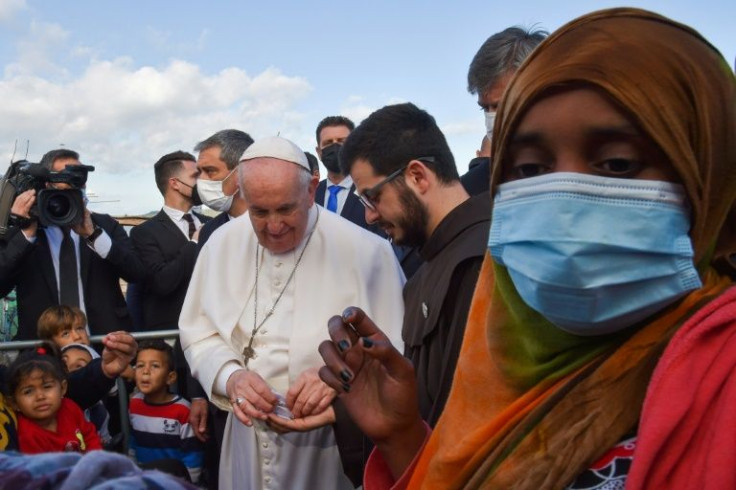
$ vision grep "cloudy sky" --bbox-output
[0,0,732,215]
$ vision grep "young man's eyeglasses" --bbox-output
[354,157,435,212]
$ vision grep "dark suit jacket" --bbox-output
[197,211,230,249]
[315,179,381,234]
[130,209,211,400]
[0,213,145,340]
[130,209,211,331]
[460,157,491,196]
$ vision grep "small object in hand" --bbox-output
[271,391,294,420]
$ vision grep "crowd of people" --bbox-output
[0,6,734,490]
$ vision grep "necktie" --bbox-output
[327,185,342,213]
[182,213,196,239]
[59,227,80,307]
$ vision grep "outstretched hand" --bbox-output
[100,331,137,379]
[318,307,427,479]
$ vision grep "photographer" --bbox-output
[0,149,145,340]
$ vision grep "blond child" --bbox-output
[37,305,89,348]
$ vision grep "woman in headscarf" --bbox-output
[319,7,736,489]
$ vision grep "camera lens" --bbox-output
[37,189,84,227]
[45,194,72,219]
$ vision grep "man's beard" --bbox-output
[387,182,429,248]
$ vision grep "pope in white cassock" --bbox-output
[179,136,405,490]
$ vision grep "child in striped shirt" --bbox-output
[128,339,203,483]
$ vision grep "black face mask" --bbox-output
[189,183,202,206]
[320,143,343,174]
[175,178,202,206]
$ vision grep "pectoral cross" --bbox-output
[243,341,257,367]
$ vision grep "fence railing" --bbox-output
[0,329,180,351]
[0,329,181,455]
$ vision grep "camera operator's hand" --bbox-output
[71,208,95,238]
[11,190,38,238]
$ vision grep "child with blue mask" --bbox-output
[317,8,736,490]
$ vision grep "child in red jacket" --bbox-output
[7,342,101,454]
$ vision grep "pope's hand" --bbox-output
[267,405,336,434]
[226,369,278,427]
[286,366,337,418]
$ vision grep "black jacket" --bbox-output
[130,209,210,331]
[0,213,145,340]
[315,179,379,234]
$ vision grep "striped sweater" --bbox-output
[128,393,204,483]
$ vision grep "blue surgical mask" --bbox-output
[488,172,702,335]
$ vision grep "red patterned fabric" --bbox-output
[17,397,101,454]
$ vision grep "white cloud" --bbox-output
[0,0,26,22]
[0,26,313,214]
[441,119,481,136]
[5,20,70,77]
[339,95,412,125]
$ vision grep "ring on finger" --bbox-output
[232,396,245,405]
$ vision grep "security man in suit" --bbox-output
[315,116,424,279]
[130,151,209,332]
[314,116,378,232]
[194,129,254,246]
[0,149,145,340]
[130,150,211,467]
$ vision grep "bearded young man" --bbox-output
[341,103,491,426]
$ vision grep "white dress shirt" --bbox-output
[162,205,202,240]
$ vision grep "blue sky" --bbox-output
[0,0,732,215]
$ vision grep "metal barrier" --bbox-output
[0,329,181,456]
[0,329,180,351]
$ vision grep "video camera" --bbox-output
[0,160,95,237]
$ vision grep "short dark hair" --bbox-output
[194,129,254,170]
[135,339,175,372]
[340,103,458,184]
[467,26,548,95]
[315,116,355,145]
[153,151,196,196]
[40,149,80,170]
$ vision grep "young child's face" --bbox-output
[52,322,90,348]
[12,368,66,428]
[134,349,175,398]
[62,348,93,372]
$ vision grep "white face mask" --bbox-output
[196,168,237,213]
[485,110,496,143]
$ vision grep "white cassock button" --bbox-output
[262,442,269,448]
[275,261,282,268]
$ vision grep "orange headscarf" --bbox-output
[408,8,735,489]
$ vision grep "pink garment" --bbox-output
[363,423,431,490]
[627,286,736,489]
